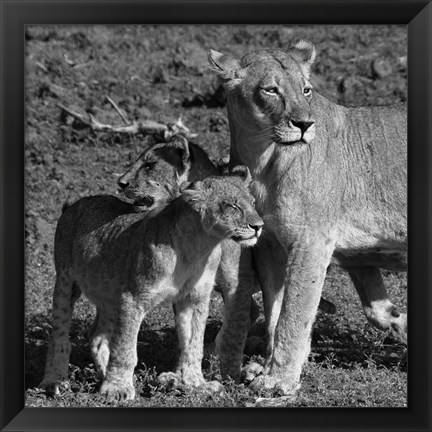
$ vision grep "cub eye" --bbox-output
[262,87,279,96]
[303,87,313,96]
[224,202,239,211]
[144,162,155,170]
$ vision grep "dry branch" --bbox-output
[58,102,197,140]
[104,95,129,125]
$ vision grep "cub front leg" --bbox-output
[251,235,336,397]
[164,265,222,393]
[170,291,223,393]
[217,246,256,381]
[241,233,286,385]
[100,293,144,401]
[89,306,115,378]
[40,277,81,395]
[164,295,208,387]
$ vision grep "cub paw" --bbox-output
[241,361,263,385]
[390,312,407,345]
[100,381,135,401]
[249,374,300,397]
[247,395,297,407]
[39,379,70,396]
[199,380,224,394]
[157,372,180,391]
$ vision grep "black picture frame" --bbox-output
[1,1,431,431]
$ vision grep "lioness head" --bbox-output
[182,166,264,247]
[118,135,191,210]
[209,40,317,145]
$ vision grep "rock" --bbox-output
[35,217,51,246]
[371,58,393,79]
[398,56,407,68]
[152,66,169,84]
[42,154,54,168]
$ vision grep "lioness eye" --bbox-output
[263,87,279,95]
[303,87,313,96]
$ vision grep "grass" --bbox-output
[24,24,407,408]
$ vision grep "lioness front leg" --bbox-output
[348,266,407,344]
[100,293,144,401]
[251,236,335,396]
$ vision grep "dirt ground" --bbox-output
[24,24,407,408]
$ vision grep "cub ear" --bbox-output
[169,134,192,177]
[288,40,316,79]
[142,145,158,163]
[182,182,206,213]
[208,49,245,87]
[230,164,252,188]
[179,180,192,192]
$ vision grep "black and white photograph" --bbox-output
[22,23,411,409]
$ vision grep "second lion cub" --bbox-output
[40,167,263,401]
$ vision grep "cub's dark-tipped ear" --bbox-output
[169,134,191,172]
[182,182,206,214]
[208,49,245,88]
[142,144,158,163]
[179,180,192,192]
[230,164,252,188]
[288,40,316,80]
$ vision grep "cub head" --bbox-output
[209,40,316,145]
[182,165,264,247]
[117,135,191,210]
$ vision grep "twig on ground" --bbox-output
[105,95,129,125]
[58,102,197,140]
[35,61,48,73]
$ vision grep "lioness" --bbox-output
[40,168,263,400]
[209,40,407,396]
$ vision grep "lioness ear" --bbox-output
[288,40,316,79]
[208,49,244,87]
[230,164,252,188]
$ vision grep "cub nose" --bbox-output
[291,119,315,134]
[117,177,130,190]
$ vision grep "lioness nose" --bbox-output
[249,220,264,235]
[291,119,315,133]
[117,177,130,189]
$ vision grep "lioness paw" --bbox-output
[100,381,135,401]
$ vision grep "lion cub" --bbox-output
[40,167,263,400]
